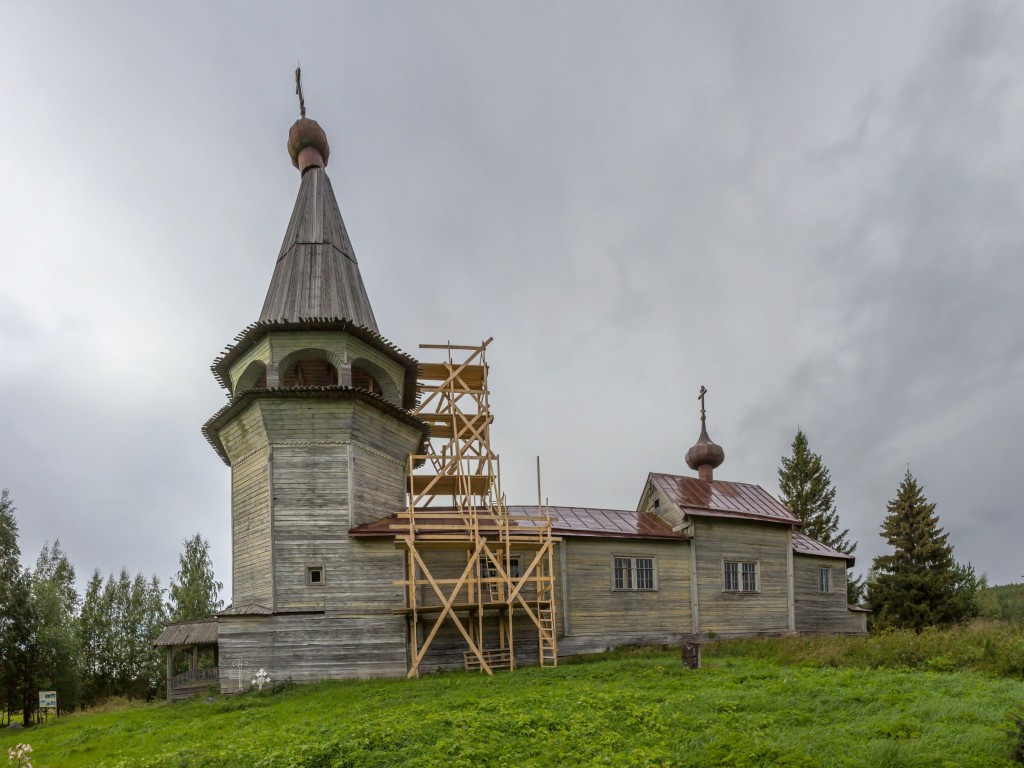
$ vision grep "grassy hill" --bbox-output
[4,639,1024,768]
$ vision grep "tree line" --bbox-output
[777,429,983,631]
[0,489,222,725]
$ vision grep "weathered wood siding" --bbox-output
[692,518,791,636]
[271,443,350,612]
[351,403,420,527]
[218,610,408,686]
[221,404,272,607]
[794,555,863,634]
[417,613,547,670]
[560,538,691,650]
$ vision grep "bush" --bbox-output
[706,620,1024,678]
[1009,706,1024,764]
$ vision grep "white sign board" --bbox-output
[39,691,57,710]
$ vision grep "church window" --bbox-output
[283,357,339,387]
[480,555,521,579]
[351,364,384,397]
[613,556,657,591]
[306,566,325,586]
[479,555,521,600]
[818,567,832,594]
[724,561,758,592]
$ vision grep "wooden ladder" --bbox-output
[538,606,557,667]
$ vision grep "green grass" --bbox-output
[708,620,1024,678]
[4,647,1024,767]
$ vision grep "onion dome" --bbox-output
[685,386,725,482]
[288,117,330,172]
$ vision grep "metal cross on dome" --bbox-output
[295,65,306,118]
[698,385,708,421]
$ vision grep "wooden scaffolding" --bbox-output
[393,339,558,677]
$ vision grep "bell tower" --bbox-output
[203,74,428,682]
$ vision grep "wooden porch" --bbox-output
[167,666,220,701]
[152,618,220,701]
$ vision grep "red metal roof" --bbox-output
[350,506,687,541]
[650,472,800,525]
[509,505,687,540]
[792,531,856,566]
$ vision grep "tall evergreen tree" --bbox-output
[168,533,223,622]
[0,489,28,724]
[868,469,971,630]
[778,430,862,601]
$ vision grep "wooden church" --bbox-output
[155,94,866,699]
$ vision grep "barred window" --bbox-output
[613,556,657,591]
[724,561,758,592]
[742,562,757,592]
[724,561,739,591]
[636,558,655,590]
[818,567,831,594]
[613,557,633,590]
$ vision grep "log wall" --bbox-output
[794,554,865,634]
[559,538,692,650]
[691,518,792,636]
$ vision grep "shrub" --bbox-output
[1009,706,1024,764]
[706,620,1024,679]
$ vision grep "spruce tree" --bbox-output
[868,469,966,630]
[778,430,862,602]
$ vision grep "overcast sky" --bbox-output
[1,1,1022,597]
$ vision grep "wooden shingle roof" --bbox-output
[153,619,218,648]
[260,166,378,330]
[650,472,800,526]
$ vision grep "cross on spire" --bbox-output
[698,385,708,422]
[295,65,306,118]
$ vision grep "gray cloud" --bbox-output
[1,0,1020,593]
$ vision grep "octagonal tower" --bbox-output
[202,108,427,683]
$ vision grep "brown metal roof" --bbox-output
[153,619,218,648]
[650,473,800,526]
[792,531,856,566]
[350,506,688,541]
[510,506,686,540]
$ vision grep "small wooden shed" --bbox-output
[153,619,219,701]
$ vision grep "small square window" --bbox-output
[306,566,324,586]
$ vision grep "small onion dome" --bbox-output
[685,421,725,473]
[287,117,331,172]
